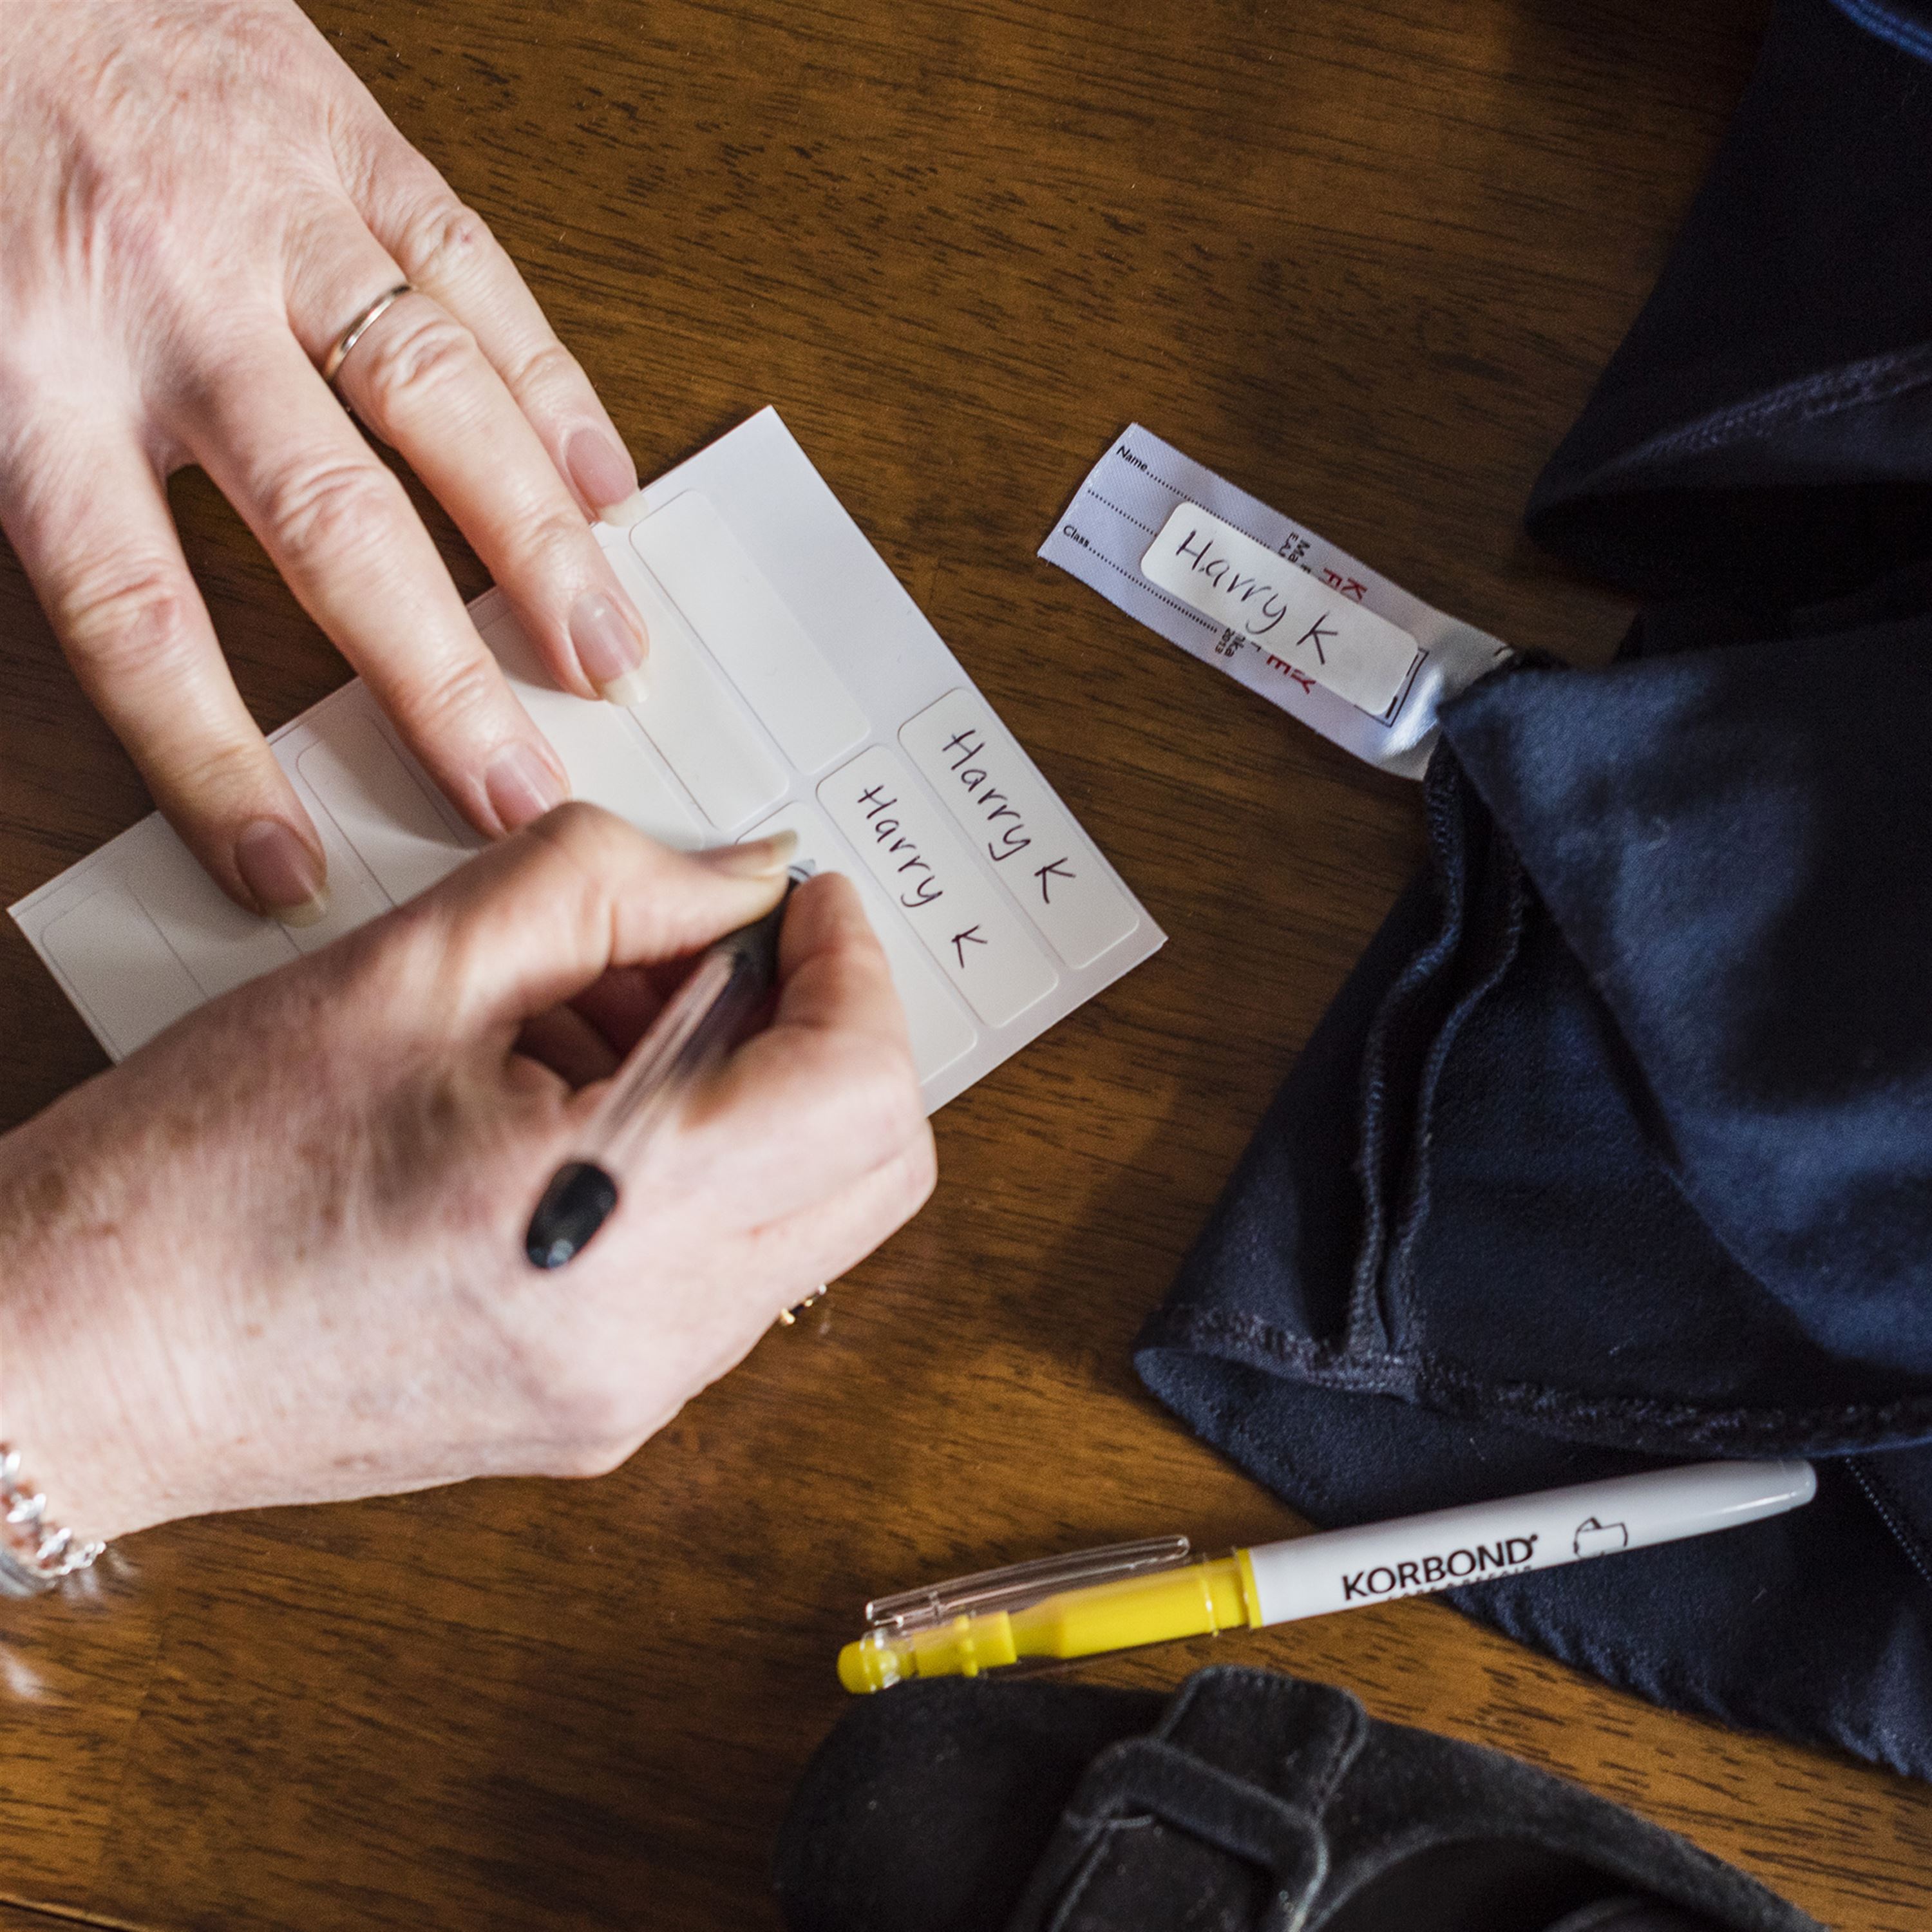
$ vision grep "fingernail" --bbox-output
[565,425,639,518]
[486,743,570,832]
[697,829,800,878]
[595,491,651,528]
[569,589,650,707]
[235,819,330,927]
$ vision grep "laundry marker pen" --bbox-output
[524,866,804,1270]
[838,1460,1816,1692]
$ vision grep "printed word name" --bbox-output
[1340,1534,1539,1601]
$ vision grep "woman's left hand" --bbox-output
[0,0,656,922]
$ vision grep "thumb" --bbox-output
[392,804,795,1038]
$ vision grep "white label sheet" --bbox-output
[11,408,1163,1114]
[1039,424,1512,778]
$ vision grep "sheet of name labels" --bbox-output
[1039,424,1513,779]
[10,408,1164,1113]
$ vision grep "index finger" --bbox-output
[670,870,926,1217]
[177,330,572,840]
[384,804,800,1037]
[382,810,920,1218]
[768,870,915,1052]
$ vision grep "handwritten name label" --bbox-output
[1139,502,1419,717]
[900,690,1139,969]
[818,745,1057,1028]
[740,802,974,1087]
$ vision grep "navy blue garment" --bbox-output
[1136,0,1932,1777]
[1526,0,1932,610]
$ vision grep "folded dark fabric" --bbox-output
[773,1665,1819,1932]
[1526,0,1932,608]
[1135,0,1932,1776]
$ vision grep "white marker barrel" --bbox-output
[1246,1461,1817,1625]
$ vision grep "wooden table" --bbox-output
[3,1,1927,1926]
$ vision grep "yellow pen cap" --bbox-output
[838,1537,1262,1693]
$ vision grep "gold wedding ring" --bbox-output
[319,282,413,386]
[775,1285,829,1329]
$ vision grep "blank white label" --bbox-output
[743,801,975,1093]
[41,881,204,1057]
[601,556,789,831]
[1140,502,1419,717]
[900,690,1140,969]
[632,491,867,773]
[298,708,471,906]
[818,746,1056,1029]
[479,608,705,849]
[276,750,393,954]
[129,837,297,1000]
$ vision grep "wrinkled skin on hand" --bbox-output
[1,0,657,921]
[0,809,936,1542]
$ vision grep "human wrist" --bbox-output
[0,1279,158,1550]
[0,1122,182,1547]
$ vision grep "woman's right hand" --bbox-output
[0,807,935,1548]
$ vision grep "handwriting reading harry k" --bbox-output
[1168,525,1291,638]
[855,785,945,907]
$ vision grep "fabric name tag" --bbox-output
[1039,424,1512,779]
[1139,502,1422,717]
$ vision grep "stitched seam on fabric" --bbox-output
[1826,0,1932,61]
[1155,1667,1218,1741]
[1042,1819,1154,1932]
[1110,1744,1326,1893]
[1586,343,1932,482]
[1348,761,1472,1348]
[1845,1455,1932,1593]
[1176,1671,1358,1814]
[1153,1305,1932,1450]
[1151,1307,1423,1394]
[1387,819,1530,1315]
[1303,1700,1368,1815]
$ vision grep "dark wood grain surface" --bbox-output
[4,1,1928,1926]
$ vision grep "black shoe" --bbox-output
[773,1666,1817,1932]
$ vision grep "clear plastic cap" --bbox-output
[862,1535,1193,1636]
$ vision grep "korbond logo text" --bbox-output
[1340,1535,1539,1601]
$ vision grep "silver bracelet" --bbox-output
[0,1443,106,1597]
